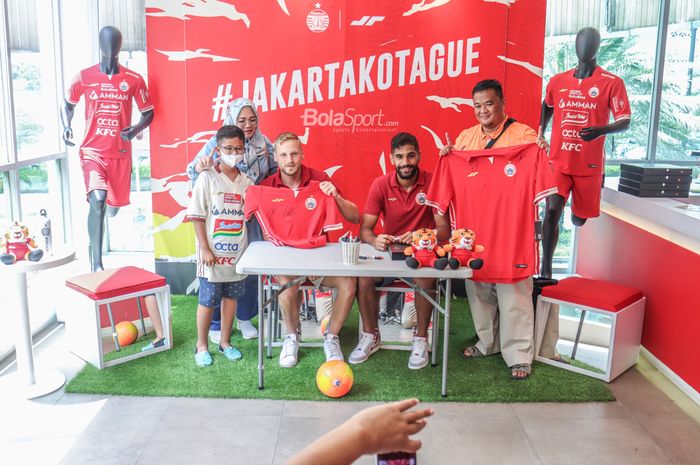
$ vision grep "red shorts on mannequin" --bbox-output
[80,153,132,207]
[553,169,603,219]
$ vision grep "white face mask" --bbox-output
[220,154,243,168]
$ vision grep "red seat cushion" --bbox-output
[66,266,166,300]
[541,277,643,312]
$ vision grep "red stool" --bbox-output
[65,267,171,369]
[534,277,645,382]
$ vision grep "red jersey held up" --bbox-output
[425,144,557,283]
[544,66,630,175]
[244,182,343,249]
[66,64,153,159]
[363,169,435,236]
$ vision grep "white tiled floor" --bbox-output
[1,256,699,464]
[1,323,699,465]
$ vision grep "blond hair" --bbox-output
[274,131,301,149]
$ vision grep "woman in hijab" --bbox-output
[187,97,277,340]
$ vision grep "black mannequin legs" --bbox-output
[87,189,119,272]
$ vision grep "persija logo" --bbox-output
[213,218,244,238]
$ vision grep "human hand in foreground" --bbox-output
[285,398,433,465]
[350,398,433,455]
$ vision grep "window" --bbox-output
[98,0,154,253]
[657,1,700,161]
[0,173,8,226]
[8,0,62,161]
[18,160,65,247]
[544,0,660,162]
[0,0,70,364]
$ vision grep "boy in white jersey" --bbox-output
[186,126,253,367]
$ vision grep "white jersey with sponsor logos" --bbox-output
[186,166,252,283]
[545,66,630,175]
[66,64,153,159]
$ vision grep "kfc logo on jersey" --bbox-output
[504,163,517,177]
[305,196,318,210]
[562,110,589,126]
[588,86,600,98]
[94,128,118,137]
[415,192,427,205]
[215,256,239,265]
[307,3,329,33]
[224,193,242,204]
[561,142,583,152]
[119,81,129,92]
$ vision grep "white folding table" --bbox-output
[236,241,472,397]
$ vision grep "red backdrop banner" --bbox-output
[144,0,545,288]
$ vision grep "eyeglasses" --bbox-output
[219,145,245,154]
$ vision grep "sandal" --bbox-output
[460,345,484,360]
[194,347,213,367]
[510,363,531,380]
[140,338,166,352]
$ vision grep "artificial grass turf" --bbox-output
[66,295,615,402]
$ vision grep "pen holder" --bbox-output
[341,238,360,265]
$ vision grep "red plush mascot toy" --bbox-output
[443,228,484,270]
[404,228,448,270]
[1,221,44,265]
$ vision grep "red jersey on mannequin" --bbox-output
[61,26,155,272]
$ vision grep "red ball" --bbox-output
[316,360,353,398]
[115,321,138,347]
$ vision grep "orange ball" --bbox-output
[316,360,353,398]
[320,315,331,335]
[115,321,138,347]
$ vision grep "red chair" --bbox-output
[65,267,171,369]
[534,277,645,382]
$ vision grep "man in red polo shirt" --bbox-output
[260,132,360,368]
[348,132,449,369]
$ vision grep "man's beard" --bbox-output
[396,165,418,180]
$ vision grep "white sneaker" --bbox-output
[237,319,258,339]
[408,336,429,370]
[348,331,380,365]
[279,333,300,368]
[208,330,221,344]
[323,333,344,362]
